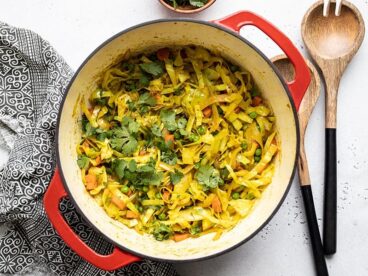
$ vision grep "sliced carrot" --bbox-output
[252,96,263,106]
[202,106,212,118]
[126,210,139,219]
[212,195,222,213]
[111,195,126,210]
[85,174,97,190]
[164,133,174,143]
[139,149,147,156]
[157,48,170,61]
[173,233,190,242]
[82,140,90,148]
[162,190,170,201]
[127,189,133,197]
[95,155,101,165]
[154,94,161,101]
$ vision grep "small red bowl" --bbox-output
[158,0,216,14]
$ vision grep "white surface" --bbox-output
[0,0,367,275]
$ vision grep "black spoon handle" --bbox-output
[323,128,337,255]
[301,185,329,276]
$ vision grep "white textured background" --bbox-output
[0,0,367,275]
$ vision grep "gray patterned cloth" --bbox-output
[0,22,178,276]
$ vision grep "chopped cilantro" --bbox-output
[153,223,172,241]
[113,158,163,187]
[151,124,162,137]
[127,100,136,111]
[77,155,90,169]
[161,150,178,165]
[160,109,177,131]
[138,92,156,107]
[189,225,201,235]
[189,0,207,7]
[139,73,150,87]
[140,62,164,77]
[110,123,139,155]
[195,165,224,191]
[170,169,184,185]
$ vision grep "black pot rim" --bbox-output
[55,18,300,264]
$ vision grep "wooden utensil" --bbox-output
[272,55,328,276]
[301,0,365,255]
[323,0,342,16]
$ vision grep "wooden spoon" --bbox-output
[272,55,328,276]
[301,0,365,255]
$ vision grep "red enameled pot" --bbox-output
[44,11,310,270]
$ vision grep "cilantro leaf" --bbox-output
[161,150,178,165]
[127,100,136,111]
[84,122,97,136]
[189,0,207,7]
[112,159,128,179]
[148,171,164,186]
[170,169,184,185]
[128,160,137,172]
[139,73,150,87]
[160,109,177,131]
[153,223,172,241]
[140,62,164,77]
[110,127,138,155]
[151,124,162,137]
[77,155,90,169]
[121,116,139,133]
[195,165,224,191]
[138,92,156,107]
[113,157,163,187]
[128,121,140,134]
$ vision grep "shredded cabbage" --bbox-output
[77,46,279,242]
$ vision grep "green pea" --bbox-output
[155,192,162,199]
[138,206,144,213]
[241,142,248,150]
[158,213,166,220]
[189,133,199,142]
[142,186,149,193]
[232,192,240,200]
[255,148,262,156]
[121,186,129,194]
[254,156,261,162]
[249,112,257,119]
[246,192,256,200]
[197,125,206,135]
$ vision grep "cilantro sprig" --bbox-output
[170,169,184,185]
[112,158,164,188]
[140,62,164,77]
[195,165,224,191]
[109,116,140,155]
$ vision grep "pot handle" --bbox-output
[43,169,140,271]
[214,11,310,111]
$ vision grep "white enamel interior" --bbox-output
[57,21,297,261]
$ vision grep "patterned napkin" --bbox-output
[0,22,178,276]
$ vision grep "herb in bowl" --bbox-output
[165,0,208,9]
[161,0,214,13]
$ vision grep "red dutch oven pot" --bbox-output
[44,11,310,270]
